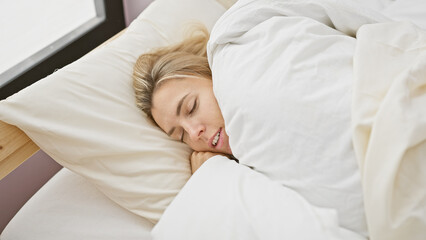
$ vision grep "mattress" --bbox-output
[1,168,154,240]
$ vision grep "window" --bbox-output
[0,0,125,99]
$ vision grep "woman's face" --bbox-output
[151,76,232,155]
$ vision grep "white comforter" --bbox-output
[153,0,425,239]
[152,157,365,240]
[207,0,388,236]
[353,22,426,240]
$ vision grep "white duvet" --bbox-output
[207,0,388,236]
[353,22,426,240]
[153,0,425,239]
[152,157,365,240]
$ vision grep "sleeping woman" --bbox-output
[132,25,367,237]
[132,0,373,236]
[132,27,233,174]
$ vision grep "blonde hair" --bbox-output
[132,25,211,122]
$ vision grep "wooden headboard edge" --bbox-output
[0,120,40,180]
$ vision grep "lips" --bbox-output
[212,131,220,146]
[209,128,222,148]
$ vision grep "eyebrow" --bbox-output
[167,93,189,136]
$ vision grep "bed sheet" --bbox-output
[1,168,154,240]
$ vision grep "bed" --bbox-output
[1,0,425,239]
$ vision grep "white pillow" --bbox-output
[152,156,365,240]
[0,0,226,223]
[207,0,370,235]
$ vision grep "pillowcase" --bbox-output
[0,0,226,223]
[207,0,378,236]
[152,156,365,240]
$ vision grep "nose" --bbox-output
[182,120,205,142]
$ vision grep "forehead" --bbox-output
[153,77,194,109]
[153,76,211,106]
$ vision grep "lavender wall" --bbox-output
[0,151,62,233]
[123,0,154,26]
[0,1,153,234]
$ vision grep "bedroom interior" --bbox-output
[0,0,425,239]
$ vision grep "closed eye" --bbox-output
[180,98,198,142]
[189,98,197,115]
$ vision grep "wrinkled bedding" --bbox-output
[207,0,425,238]
[207,0,388,236]
[353,22,426,240]
[152,0,425,239]
[152,157,365,240]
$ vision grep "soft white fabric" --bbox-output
[0,0,226,223]
[1,168,154,240]
[352,0,426,30]
[353,21,426,240]
[215,0,237,9]
[381,0,426,30]
[152,156,365,240]
[207,0,390,235]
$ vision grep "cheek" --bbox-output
[186,141,205,152]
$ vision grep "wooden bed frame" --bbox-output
[0,121,39,180]
[0,29,127,180]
